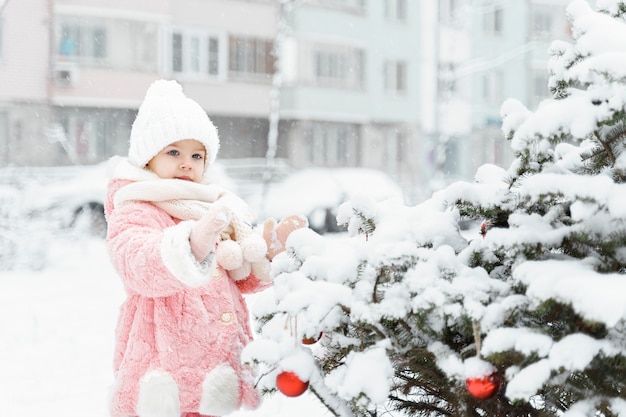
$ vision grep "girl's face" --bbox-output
[146,139,206,183]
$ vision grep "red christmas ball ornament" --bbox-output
[301,332,323,345]
[465,371,501,400]
[480,220,491,238]
[276,371,309,397]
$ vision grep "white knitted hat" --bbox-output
[128,80,219,170]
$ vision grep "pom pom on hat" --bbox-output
[129,79,220,170]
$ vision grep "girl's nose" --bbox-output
[180,157,193,169]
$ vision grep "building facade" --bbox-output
[0,0,573,202]
[1,0,278,167]
[275,0,423,197]
[428,0,572,184]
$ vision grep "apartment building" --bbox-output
[429,0,571,182]
[0,0,573,199]
[0,0,421,186]
[274,0,422,191]
[0,0,277,167]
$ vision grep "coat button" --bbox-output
[220,312,234,323]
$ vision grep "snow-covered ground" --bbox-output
[0,163,405,416]
[0,235,331,417]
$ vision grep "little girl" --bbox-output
[105,80,305,417]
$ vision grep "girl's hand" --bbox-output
[262,214,308,261]
[190,207,231,262]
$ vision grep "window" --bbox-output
[483,7,503,34]
[299,41,364,89]
[0,112,7,164]
[385,0,407,21]
[56,108,134,162]
[438,63,456,97]
[532,9,553,38]
[384,60,407,93]
[315,48,364,88]
[190,37,200,73]
[172,33,183,72]
[439,0,461,26]
[58,16,107,62]
[171,29,223,78]
[0,18,3,62]
[384,128,406,171]
[208,38,219,75]
[442,137,460,176]
[531,69,549,106]
[131,23,158,71]
[482,71,504,104]
[316,51,345,80]
[308,122,359,166]
[309,124,327,165]
[228,36,274,79]
[56,16,158,71]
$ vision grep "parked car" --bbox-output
[7,163,404,237]
[16,163,110,237]
[248,167,405,234]
[21,161,238,237]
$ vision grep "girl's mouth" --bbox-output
[176,176,192,181]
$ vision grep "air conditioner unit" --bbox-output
[53,62,79,86]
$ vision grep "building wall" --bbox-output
[0,0,55,165]
[280,1,421,123]
[170,0,277,118]
[435,0,571,182]
[0,0,49,101]
[0,0,278,167]
[0,0,574,203]
[464,1,532,180]
[277,0,423,195]
[172,0,276,35]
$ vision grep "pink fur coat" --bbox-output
[105,175,269,417]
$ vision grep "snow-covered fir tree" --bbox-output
[243,1,626,416]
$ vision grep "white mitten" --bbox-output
[189,208,231,263]
[251,259,271,283]
[240,234,267,263]
[216,213,268,273]
[228,261,252,281]
[263,214,308,261]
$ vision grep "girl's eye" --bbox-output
[192,153,205,160]
[167,149,179,156]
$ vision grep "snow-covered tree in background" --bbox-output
[244,1,626,416]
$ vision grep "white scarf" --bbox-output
[108,156,255,227]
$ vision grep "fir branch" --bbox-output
[352,207,376,239]
[309,378,358,417]
[593,131,617,165]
